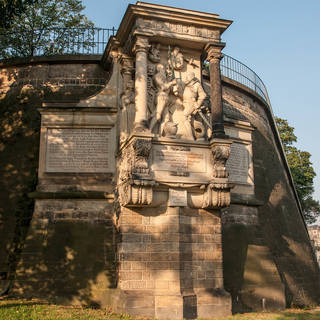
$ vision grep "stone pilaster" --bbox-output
[132,36,149,132]
[204,43,226,138]
[120,54,134,88]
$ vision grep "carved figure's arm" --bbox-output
[196,83,207,108]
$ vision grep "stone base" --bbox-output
[196,289,232,318]
[112,289,231,319]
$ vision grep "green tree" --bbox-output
[0,0,94,58]
[0,0,37,29]
[276,117,320,224]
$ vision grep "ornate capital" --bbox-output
[204,42,225,63]
[132,35,149,55]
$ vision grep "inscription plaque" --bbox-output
[46,128,111,173]
[169,189,187,207]
[153,146,206,173]
[226,142,250,184]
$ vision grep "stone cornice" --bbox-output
[116,2,232,46]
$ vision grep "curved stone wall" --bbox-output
[0,56,113,300]
[221,77,320,311]
[0,54,319,312]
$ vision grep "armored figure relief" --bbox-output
[183,72,206,118]
[179,71,207,139]
[149,64,176,134]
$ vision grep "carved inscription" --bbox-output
[226,142,250,184]
[153,146,206,173]
[46,128,111,173]
[169,189,187,207]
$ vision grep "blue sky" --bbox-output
[82,0,320,202]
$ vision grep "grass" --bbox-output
[0,299,319,320]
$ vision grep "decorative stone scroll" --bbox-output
[201,139,233,208]
[117,135,156,207]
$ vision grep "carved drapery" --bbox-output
[204,43,226,138]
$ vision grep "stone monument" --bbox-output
[1,2,318,319]
[112,3,233,317]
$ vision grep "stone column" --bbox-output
[132,35,149,132]
[204,43,226,138]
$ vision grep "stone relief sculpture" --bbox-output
[148,43,161,63]
[181,71,207,139]
[119,43,211,142]
[119,80,135,144]
[145,45,210,141]
[169,46,184,72]
[149,64,176,134]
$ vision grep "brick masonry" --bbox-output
[116,205,231,318]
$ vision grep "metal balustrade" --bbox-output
[220,54,271,105]
[0,27,116,57]
[0,27,270,105]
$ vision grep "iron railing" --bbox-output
[0,27,270,105]
[0,27,116,58]
[220,54,271,105]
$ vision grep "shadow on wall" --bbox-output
[13,212,118,307]
[0,61,111,303]
[221,91,320,313]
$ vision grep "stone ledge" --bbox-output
[0,54,102,68]
[231,194,263,206]
[28,191,114,200]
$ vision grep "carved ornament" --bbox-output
[200,139,233,209]
[132,35,149,55]
[118,136,156,207]
[204,43,225,63]
[135,18,219,40]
